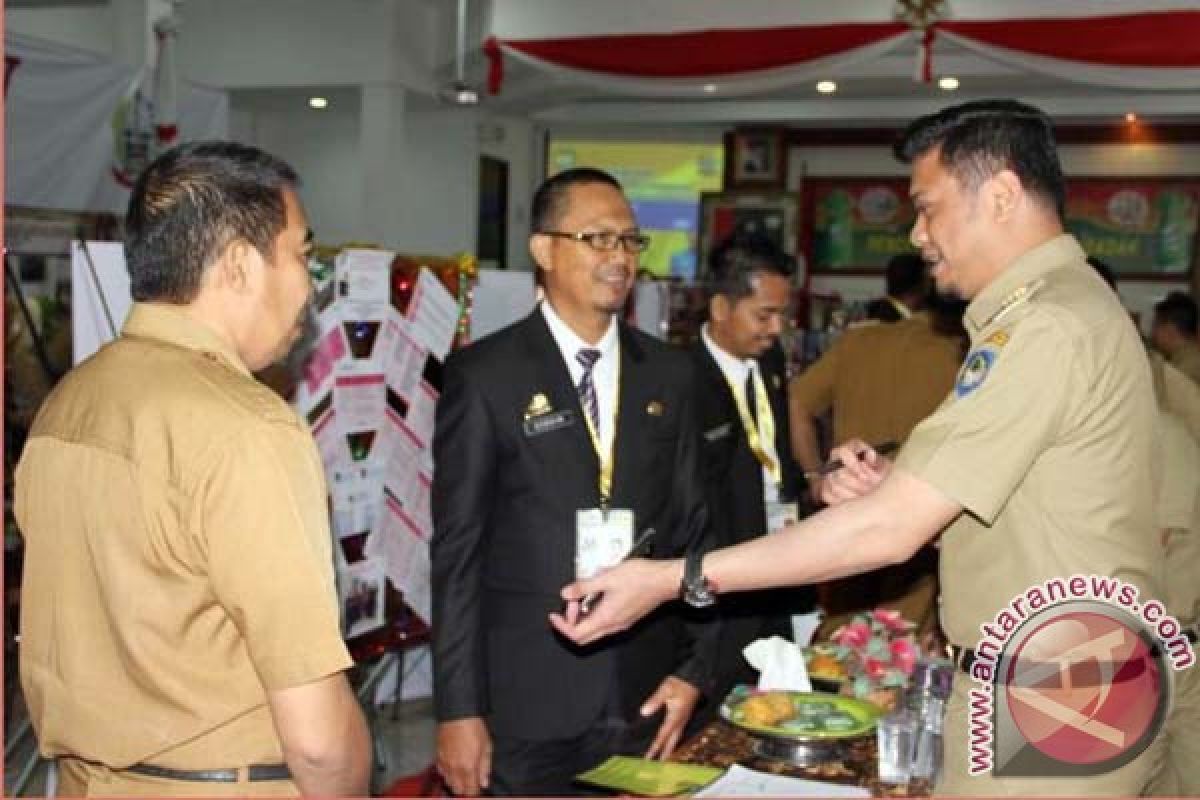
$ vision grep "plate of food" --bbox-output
[803,644,849,692]
[719,687,882,740]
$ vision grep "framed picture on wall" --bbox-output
[802,177,916,273]
[1065,178,1200,278]
[698,189,802,280]
[724,128,787,189]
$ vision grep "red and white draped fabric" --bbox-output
[152,15,180,148]
[4,32,227,212]
[484,0,1200,94]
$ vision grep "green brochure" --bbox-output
[575,756,724,796]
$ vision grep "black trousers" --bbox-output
[487,713,660,797]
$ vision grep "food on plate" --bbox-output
[739,692,795,727]
[806,649,847,680]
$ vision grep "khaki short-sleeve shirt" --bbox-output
[15,303,352,769]
[1169,340,1200,387]
[1156,410,1200,626]
[895,236,1161,647]
[790,313,961,446]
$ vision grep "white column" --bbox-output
[359,83,411,249]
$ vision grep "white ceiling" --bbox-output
[10,0,1200,128]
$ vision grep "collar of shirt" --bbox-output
[887,296,914,320]
[964,233,1086,339]
[540,300,620,446]
[122,302,252,377]
[701,323,754,388]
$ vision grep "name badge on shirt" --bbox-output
[703,422,734,442]
[766,501,799,534]
[575,508,634,579]
[523,409,576,438]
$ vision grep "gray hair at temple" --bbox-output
[894,99,1066,220]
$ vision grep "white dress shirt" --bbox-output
[541,301,619,459]
[701,324,780,505]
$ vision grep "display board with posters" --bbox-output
[802,178,916,273]
[293,249,475,641]
[1065,179,1200,276]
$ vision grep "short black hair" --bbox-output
[895,99,1065,219]
[707,232,794,302]
[531,167,623,233]
[125,141,299,303]
[885,253,927,297]
[1154,291,1198,336]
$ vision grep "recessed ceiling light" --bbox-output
[702,83,718,93]
[816,80,837,94]
[938,76,960,91]
[309,96,328,110]
[1125,112,1138,123]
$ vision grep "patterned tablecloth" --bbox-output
[671,719,932,797]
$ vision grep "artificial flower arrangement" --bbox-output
[828,609,919,709]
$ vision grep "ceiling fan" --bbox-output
[437,0,480,106]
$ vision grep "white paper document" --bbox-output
[407,267,459,360]
[334,372,386,433]
[366,493,432,622]
[336,248,393,305]
[302,306,349,398]
[377,310,426,402]
[693,764,870,798]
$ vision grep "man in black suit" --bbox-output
[431,168,714,796]
[691,234,813,713]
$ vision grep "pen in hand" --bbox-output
[578,527,656,616]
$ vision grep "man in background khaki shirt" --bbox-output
[15,142,369,797]
[552,100,1166,797]
[790,300,963,636]
[1151,291,1200,386]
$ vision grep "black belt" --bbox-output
[949,644,978,674]
[125,762,291,783]
[949,643,1168,686]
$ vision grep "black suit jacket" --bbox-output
[691,339,814,704]
[431,309,715,742]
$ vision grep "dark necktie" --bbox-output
[576,348,602,431]
[745,368,759,425]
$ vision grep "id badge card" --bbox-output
[575,508,635,579]
[766,501,799,534]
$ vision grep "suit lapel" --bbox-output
[518,311,603,506]
[696,341,738,432]
[609,325,651,508]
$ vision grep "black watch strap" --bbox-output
[681,549,717,608]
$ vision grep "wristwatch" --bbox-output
[681,549,717,608]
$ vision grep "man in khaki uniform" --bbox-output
[791,299,964,636]
[1145,377,1200,796]
[1151,291,1200,386]
[552,100,1166,797]
[15,142,370,797]
[790,306,963,469]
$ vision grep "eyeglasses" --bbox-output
[538,230,651,254]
